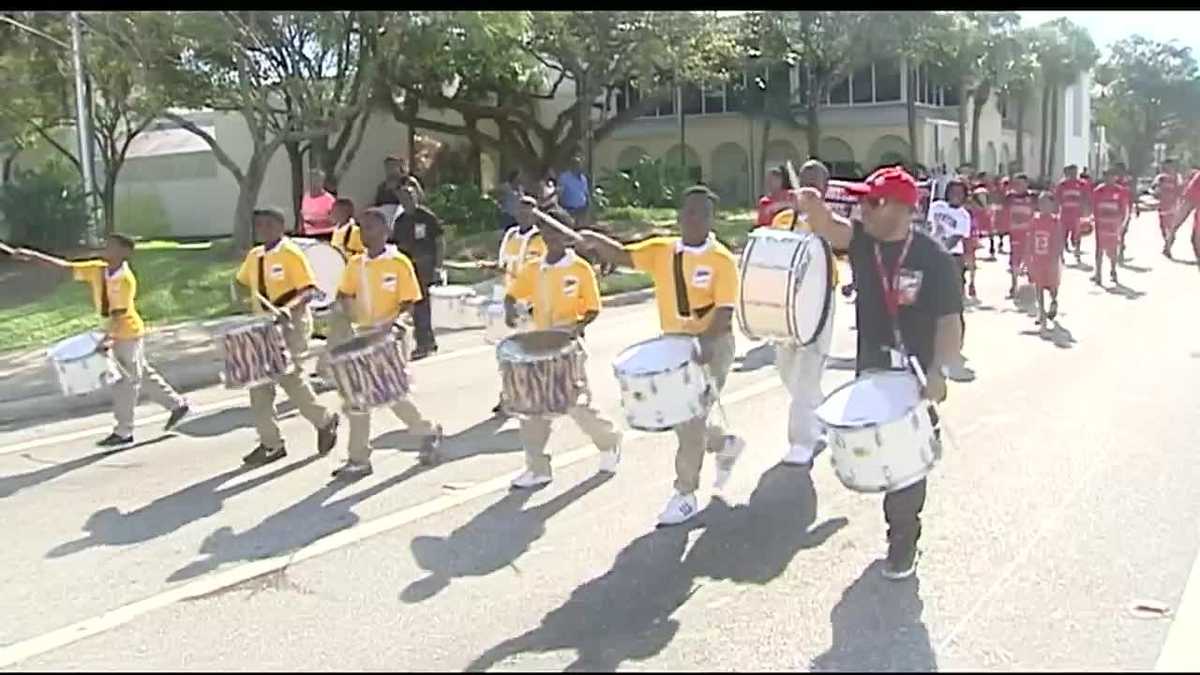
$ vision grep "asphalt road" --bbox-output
[1,215,1198,671]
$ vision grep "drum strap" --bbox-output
[672,250,691,319]
[873,231,915,353]
[257,250,305,310]
[99,269,110,318]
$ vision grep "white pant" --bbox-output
[774,302,835,455]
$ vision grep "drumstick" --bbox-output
[0,241,17,256]
[255,291,286,318]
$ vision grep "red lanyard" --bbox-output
[873,231,914,323]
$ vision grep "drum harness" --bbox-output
[672,248,730,429]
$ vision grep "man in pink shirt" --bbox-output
[300,168,336,237]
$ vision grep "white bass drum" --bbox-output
[736,228,833,345]
[292,238,346,315]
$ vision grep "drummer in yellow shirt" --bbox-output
[233,207,341,466]
[490,195,548,416]
[502,211,622,489]
[18,234,189,446]
[329,198,364,258]
[330,207,444,480]
[564,185,746,527]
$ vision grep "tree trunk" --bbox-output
[759,115,772,193]
[906,74,919,165]
[957,82,968,169]
[805,101,821,164]
[1047,85,1060,182]
[284,141,305,234]
[1015,99,1026,173]
[970,83,989,168]
[233,161,269,253]
[2,152,17,184]
[102,173,118,236]
[1039,83,1051,180]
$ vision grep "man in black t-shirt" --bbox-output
[794,165,963,581]
[390,177,445,359]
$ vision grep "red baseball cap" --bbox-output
[843,166,920,208]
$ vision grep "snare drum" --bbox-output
[612,335,710,432]
[497,330,589,416]
[430,284,486,330]
[292,238,346,316]
[328,328,410,413]
[484,301,530,345]
[815,369,940,493]
[737,229,834,345]
[47,331,119,397]
[214,316,291,389]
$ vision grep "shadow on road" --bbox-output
[376,413,519,459]
[1019,322,1077,349]
[166,458,440,582]
[810,562,937,672]
[45,455,319,559]
[1106,283,1146,300]
[402,473,613,604]
[733,343,777,373]
[467,466,847,672]
[175,401,299,438]
[0,435,170,500]
[1118,262,1151,273]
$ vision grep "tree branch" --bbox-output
[162,111,245,183]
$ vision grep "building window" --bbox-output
[725,72,747,112]
[681,82,702,116]
[703,82,725,115]
[1073,84,1084,137]
[875,59,901,102]
[852,64,874,104]
[829,75,850,105]
[943,85,960,107]
[767,62,792,102]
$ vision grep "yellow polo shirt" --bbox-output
[337,245,423,327]
[71,260,145,340]
[331,221,364,257]
[235,237,318,313]
[507,250,600,330]
[500,226,547,282]
[626,235,738,335]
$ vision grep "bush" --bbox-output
[0,160,90,250]
[596,157,694,209]
[425,182,504,238]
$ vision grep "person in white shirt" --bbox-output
[927,179,974,381]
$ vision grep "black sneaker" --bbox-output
[317,413,340,456]
[411,344,438,361]
[331,460,373,481]
[163,404,190,432]
[1047,300,1059,321]
[243,444,286,466]
[882,545,921,581]
[418,425,444,466]
[492,400,505,416]
[97,433,134,448]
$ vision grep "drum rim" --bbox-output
[817,368,923,430]
[612,334,700,377]
[737,230,834,346]
[496,328,579,363]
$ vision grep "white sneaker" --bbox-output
[713,435,746,490]
[782,443,815,466]
[511,470,552,490]
[657,492,699,527]
[598,436,623,474]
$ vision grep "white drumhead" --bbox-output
[48,332,101,361]
[816,370,921,428]
[614,335,696,375]
[430,285,475,299]
[293,239,345,311]
[790,233,833,344]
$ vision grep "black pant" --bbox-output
[412,259,437,349]
[882,408,937,552]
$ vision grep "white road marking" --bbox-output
[1156,538,1200,671]
[0,342,499,458]
[0,375,781,668]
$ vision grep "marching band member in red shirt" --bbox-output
[1001,174,1036,298]
[989,175,1009,258]
[1055,165,1091,265]
[755,166,795,229]
[1029,192,1065,328]
[1172,168,1200,271]
[1092,167,1131,286]
[1114,163,1134,262]
[964,187,992,299]
[1154,158,1184,258]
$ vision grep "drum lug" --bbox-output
[873,427,883,447]
[881,465,893,488]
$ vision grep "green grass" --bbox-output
[1,209,757,352]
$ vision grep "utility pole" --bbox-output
[69,11,100,245]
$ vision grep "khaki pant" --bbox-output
[249,309,335,450]
[775,302,835,454]
[519,404,621,476]
[673,331,736,495]
[110,337,186,437]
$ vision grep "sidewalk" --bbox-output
[0,287,656,426]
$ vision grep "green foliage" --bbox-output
[0,160,90,250]
[425,182,504,238]
[596,157,694,209]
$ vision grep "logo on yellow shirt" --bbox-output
[270,263,285,280]
[691,266,713,289]
[562,275,579,295]
[382,273,398,291]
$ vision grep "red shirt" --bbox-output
[1003,191,1036,233]
[1055,178,1090,221]
[966,203,991,236]
[1030,212,1064,259]
[756,192,791,227]
[1092,183,1130,231]
[1184,172,1200,227]
[1155,173,1182,214]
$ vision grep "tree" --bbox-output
[118,12,380,250]
[377,11,738,181]
[1094,36,1200,181]
[748,11,874,160]
[733,14,803,195]
[964,13,1020,168]
[1031,18,1098,180]
[996,28,1040,172]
